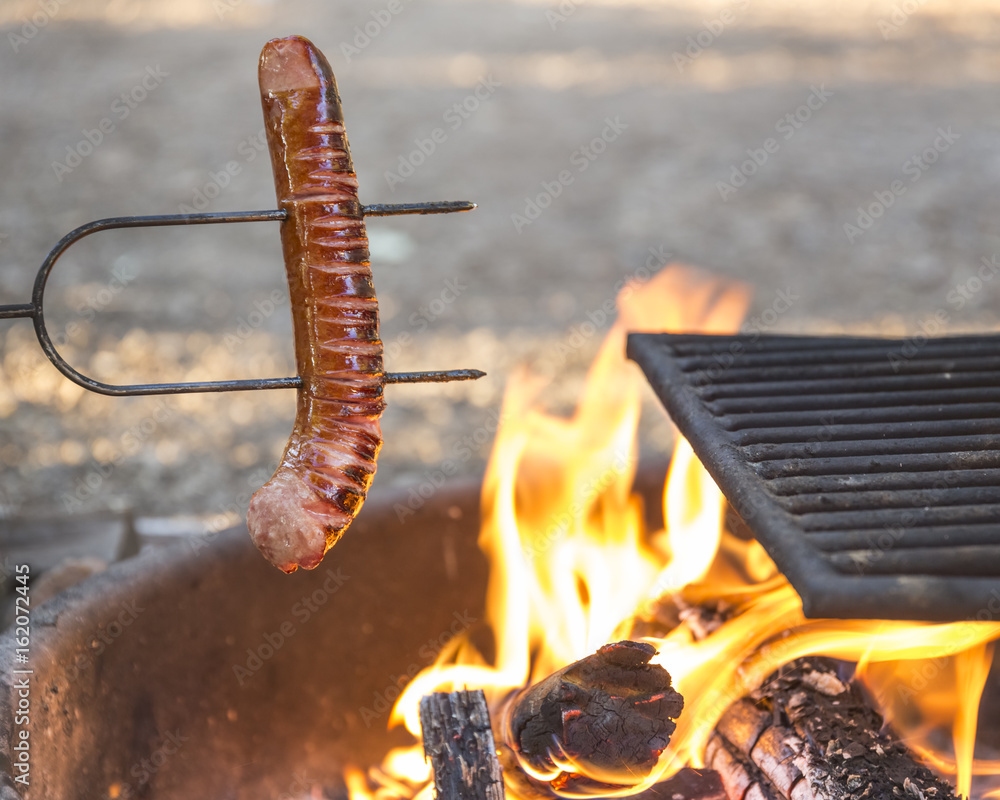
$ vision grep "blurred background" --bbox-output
[2,0,1000,533]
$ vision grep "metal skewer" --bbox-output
[0,201,484,397]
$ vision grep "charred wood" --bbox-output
[705,657,957,800]
[500,640,684,784]
[420,689,505,800]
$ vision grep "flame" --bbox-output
[349,265,1000,799]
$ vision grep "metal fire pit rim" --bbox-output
[0,519,250,789]
[0,475,489,800]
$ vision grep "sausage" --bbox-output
[247,36,384,573]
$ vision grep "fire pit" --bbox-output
[0,479,489,800]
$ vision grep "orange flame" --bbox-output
[350,265,1000,800]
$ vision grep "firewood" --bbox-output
[705,657,958,800]
[499,641,684,784]
[420,690,505,800]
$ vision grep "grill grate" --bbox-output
[627,331,1000,621]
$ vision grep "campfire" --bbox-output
[5,28,999,800]
[342,266,1000,800]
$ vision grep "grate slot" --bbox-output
[767,468,1000,496]
[753,450,1000,478]
[827,546,1000,577]
[733,418,1000,446]
[723,403,1000,431]
[710,386,1000,414]
[777,486,1000,515]
[677,350,1000,376]
[807,525,1000,552]
[743,434,1000,461]
[754,450,1000,478]
[796,504,1000,531]
[664,332,997,355]
[699,372,1000,398]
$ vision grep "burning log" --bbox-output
[420,689,506,800]
[704,657,958,800]
[500,641,684,785]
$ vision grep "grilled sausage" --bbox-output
[247,36,384,573]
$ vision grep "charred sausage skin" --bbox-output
[247,36,384,573]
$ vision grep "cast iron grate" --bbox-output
[627,331,1000,621]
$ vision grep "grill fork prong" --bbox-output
[0,203,483,396]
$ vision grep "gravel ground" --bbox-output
[2,0,1000,523]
